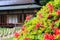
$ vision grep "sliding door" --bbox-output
[7,15,18,24]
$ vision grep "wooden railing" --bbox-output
[0,23,23,27]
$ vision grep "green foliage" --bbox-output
[14,0,60,40]
[35,0,52,6]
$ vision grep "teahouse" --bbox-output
[0,0,41,27]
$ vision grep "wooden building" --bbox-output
[0,0,41,27]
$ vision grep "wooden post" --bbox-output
[0,16,1,24]
[22,14,24,23]
[18,14,20,23]
[1,16,2,25]
[6,15,8,26]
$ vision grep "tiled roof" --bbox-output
[0,4,41,10]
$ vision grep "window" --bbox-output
[7,15,18,23]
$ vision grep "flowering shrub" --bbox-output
[14,0,60,40]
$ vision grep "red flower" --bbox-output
[56,10,60,15]
[54,28,60,35]
[14,32,20,38]
[50,34,55,40]
[48,3,54,13]
[44,33,49,39]
[58,38,60,40]
[25,30,28,33]
[26,16,30,21]
[24,38,30,40]
[36,23,41,29]
[22,26,25,31]
[44,33,55,40]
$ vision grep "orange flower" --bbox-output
[38,14,43,18]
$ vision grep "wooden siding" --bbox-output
[0,9,38,27]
